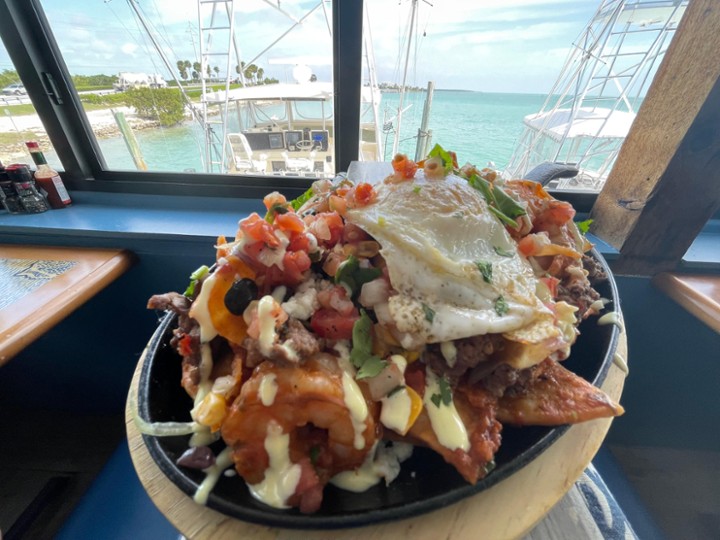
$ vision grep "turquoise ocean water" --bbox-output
[96,90,551,173]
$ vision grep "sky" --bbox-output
[0,0,602,94]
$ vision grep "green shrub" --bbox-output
[124,87,186,126]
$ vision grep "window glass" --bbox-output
[0,42,61,170]
[364,0,686,192]
[39,0,337,178]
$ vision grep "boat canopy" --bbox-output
[522,108,636,142]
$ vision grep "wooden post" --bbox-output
[112,109,148,171]
[590,0,720,275]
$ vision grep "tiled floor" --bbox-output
[610,445,720,540]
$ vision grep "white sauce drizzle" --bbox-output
[189,273,219,344]
[330,442,382,492]
[247,422,302,509]
[193,446,234,505]
[379,355,412,434]
[423,368,470,452]
[259,373,279,406]
[341,371,369,450]
[440,341,458,367]
[613,352,629,375]
[257,295,279,356]
[598,312,624,332]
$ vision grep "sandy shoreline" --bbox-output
[0,106,160,161]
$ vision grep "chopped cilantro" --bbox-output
[264,202,289,223]
[413,185,422,194]
[494,246,515,257]
[422,303,436,323]
[350,311,387,379]
[378,216,387,227]
[427,143,456,174]
[494,296,509,316]
[184,265,209,297]
[466,173,526,228]
[576,218,593,234]
[334,254,382,295]
[476,261,493,283]
[356,356,388,380]
[430,376,452,407]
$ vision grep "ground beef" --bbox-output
[424,334,504,384]
[556,276,601,319]
[147,291,202,395]
[244,318,322,367]
[485,361,549,398]
[582,253,608,283]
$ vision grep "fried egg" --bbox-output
[345,172,555,349]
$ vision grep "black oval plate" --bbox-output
[137,248,620,529]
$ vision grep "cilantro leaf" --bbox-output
[427,143,455,174]
[494,246,515,257]
[350,310,374,368]
[356,356,388,380]
[476,261,493,283]
[576,218,593,235]
[335,255,382,295]
[422,303,436,323]
[430,376,452,407]
[494,296,509,316]
[466,173,526,229]
[350,311,387,379]
[412,185,422,194]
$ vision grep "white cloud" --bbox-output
[121,43,139,55]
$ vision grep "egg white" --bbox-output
[345,172,553,346]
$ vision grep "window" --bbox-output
[0,38,60,169]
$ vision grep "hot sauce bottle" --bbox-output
[25,141,72,209]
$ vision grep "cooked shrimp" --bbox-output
[221,353,379,512]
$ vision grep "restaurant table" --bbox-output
[0,244,134,365]
[125,329,631,540]
[652,272,720,335]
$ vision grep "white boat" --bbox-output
[203,81,382,177]
[191,0,383,177]
[504,0,687,191]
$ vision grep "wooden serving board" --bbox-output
[126,333,627,540]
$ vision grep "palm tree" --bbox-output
[213,66,220,81]
[192,62,201,81]
[244,63,258,85]
[256,67,264,85]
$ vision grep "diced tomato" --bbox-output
[310,308,359,340]
[288,233,311,253]
[239,213,279,247]
[391,153,418,179]
[275,211,305,235]
[178,334,194,357]
[328,194,347,216]
[517,235,537,257]
[283,250,312,283]
[263,191,287,211]
[353,183,377,207]
[311,212,344,247]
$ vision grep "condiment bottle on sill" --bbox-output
[6,163,49,214]
[25,141,72,209]
[0,161,23,214]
